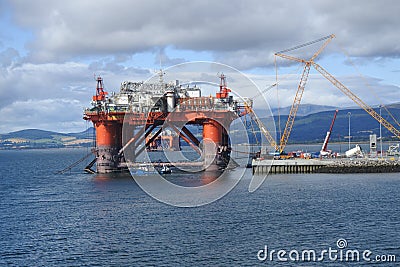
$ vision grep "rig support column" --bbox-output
[203,119,227,170]
[95,121,123,173]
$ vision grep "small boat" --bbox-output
[160,164,172,174]
[130,164,157,175]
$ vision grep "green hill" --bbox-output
[268,107,400,144]
[1,104,399,150]
[0,128,95,149]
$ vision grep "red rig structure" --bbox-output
[83,73,251,174]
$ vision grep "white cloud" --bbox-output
[0,54,152,133]
[8,0,400,66]
[261,73,400,108]
[1,0,399,133]
[0,98,85,133]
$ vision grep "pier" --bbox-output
[252,159,331,174]
[252,158,400,174]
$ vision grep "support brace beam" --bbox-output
[170,124,202,155]
[118,126,146,156]
[135,126,164,157]
[181,126,201,146]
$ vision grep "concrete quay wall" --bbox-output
[252,158,400,174]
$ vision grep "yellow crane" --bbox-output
[243,35,332,153]
[251,34,399,154]
[278,34,400,140]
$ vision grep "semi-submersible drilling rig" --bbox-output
[83,74,251,173]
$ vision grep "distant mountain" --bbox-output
[261,106,400,144]
[269,104,338,116]
[264,102,399,117]
[0,128,95,149]
[0,129,62,140]
[253,104,338,117]
[2,102,399,150]
[386,102,400,109]
[67,127,95,139]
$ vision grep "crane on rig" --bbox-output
[249,34,399,155]
[244,105,279,151]
[243,84,279,152]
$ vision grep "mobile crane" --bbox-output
[320,109,339,157]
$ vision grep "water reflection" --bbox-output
[93,172,132,182]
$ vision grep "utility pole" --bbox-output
[347,112,351,150]
[379,105,383,158]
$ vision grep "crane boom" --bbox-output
[328,110,339,133]
[321,109,338,153]
[251,83,277,99]
[312,62,400,139]
[279,63,310,152]
[274,53,306,64]
[310,34,335,61]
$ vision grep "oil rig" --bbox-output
[83,73,250,173]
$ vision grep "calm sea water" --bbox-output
[1,148,399,266]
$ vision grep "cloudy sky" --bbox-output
[0,0,399,133]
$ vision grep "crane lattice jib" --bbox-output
[274,35,335,153]
[274,53,306,64]
[279,63,311,153]
[245,105,279,151]
[312,62,400,139]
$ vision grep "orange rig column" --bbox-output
[94,121,123,173]
[203,119,229,171]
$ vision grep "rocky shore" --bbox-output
[316,159,400,173]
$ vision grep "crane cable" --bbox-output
[242,61,302,152]
[228,116,261,156]
[275,35,333,54]
[244,112,261,146]
[274,55,283,142]
[336,42,400,128]
[245,55,303,152]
